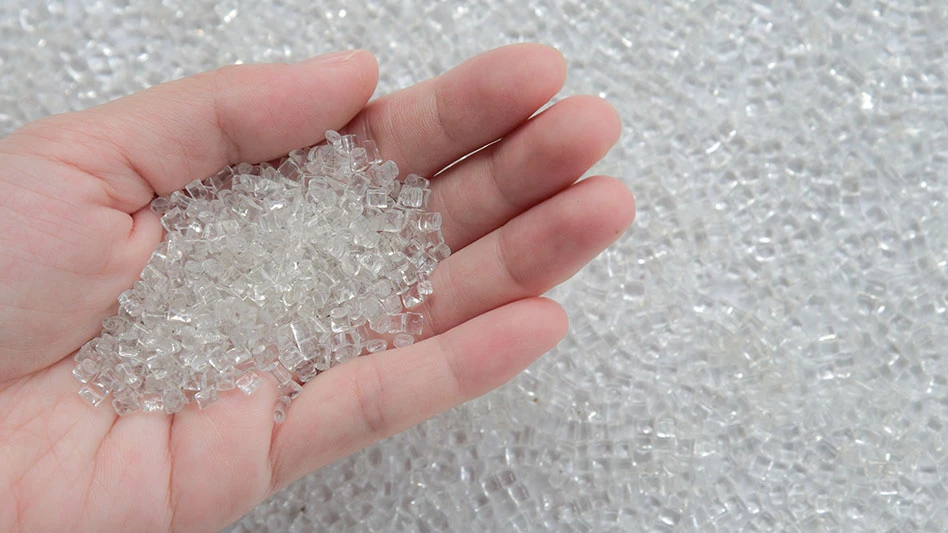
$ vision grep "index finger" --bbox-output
[342,43,567,179]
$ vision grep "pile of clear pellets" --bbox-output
[71,131,449,422]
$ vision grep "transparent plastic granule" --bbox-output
[72,131,450,421]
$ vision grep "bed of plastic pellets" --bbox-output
[4,0,948,531]
[72,132,448,422]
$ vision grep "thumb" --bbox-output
[8,50,379,209]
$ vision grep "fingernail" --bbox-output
[299,50,361,65]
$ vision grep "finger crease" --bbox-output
[494,229,530,296]
[210,87,242,166]
[353,361,387,436]
[430,86,458,150]
[434,333,466,399]
[485,149,520,212]
[416,297,438,337]
[165,417,178,533]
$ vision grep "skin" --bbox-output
[0,44,635,532]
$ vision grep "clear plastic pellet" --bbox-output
[236,372,264,396]
[393,334,415,348]
[72,131,450,420]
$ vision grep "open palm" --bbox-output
[0,44,633,531]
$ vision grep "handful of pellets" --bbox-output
[72,131,450,422]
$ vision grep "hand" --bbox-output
[0,44,634,531]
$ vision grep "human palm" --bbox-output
[0,45,633,531]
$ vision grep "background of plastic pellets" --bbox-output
[3,1,948,531]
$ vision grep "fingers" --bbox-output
[267,297,567,490]
[10,50,379,210]
[266,175,633,490]
[422,176,635,336]
[342,43,566,179]
[430,94,622,250]
[158,374,280,529]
